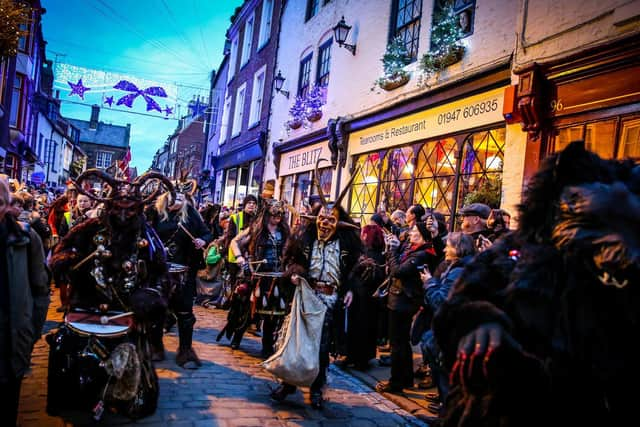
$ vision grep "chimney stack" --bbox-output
[90,105,100,130]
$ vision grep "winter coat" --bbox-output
[386,243,434,313]
[0,218,50,381]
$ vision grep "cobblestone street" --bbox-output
[18,294,429,427]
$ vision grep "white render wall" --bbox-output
[265,0,521,198]
[514,0,640,66]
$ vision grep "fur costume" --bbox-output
[432,141,640,426]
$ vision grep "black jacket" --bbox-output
[386,243,435,313]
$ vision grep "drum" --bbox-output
[65,311,133,338]
[168,262,189,295]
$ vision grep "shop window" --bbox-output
[391,0,422,61]
[298,54,313,98]
[236,166,250,205]
[294,172,312,214]
[455,129,505,225]
[281,175,294,205]
[309,166,332,201]
[380,146,414,212]
[553,119,616,159]
[618,118,640,160]
[316,39,332,88]
[414,138,457,217]
[224,168,238,208]
[249,159,263,196]
[350,152,383,224]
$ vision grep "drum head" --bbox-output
[168,262,189,273]
[65,312,133,337]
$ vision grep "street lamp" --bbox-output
[273,70,290,98]
[333,16,356,55]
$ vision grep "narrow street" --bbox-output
[18,293,429,427]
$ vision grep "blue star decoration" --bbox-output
[104,96,114,107]
[163,105,173,118]
[67,78,91,100]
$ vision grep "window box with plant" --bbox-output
[304,85,325,122]
[419,5,465,85]
[287,96,305,130]
[373,36,411,92]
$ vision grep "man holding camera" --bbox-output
[458,203,492,251]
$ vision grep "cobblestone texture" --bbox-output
[18,292,430,427]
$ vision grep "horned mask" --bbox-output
[303,158,360,242]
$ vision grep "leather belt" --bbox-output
[311,280,337,296]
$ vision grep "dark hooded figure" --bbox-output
[433,141,640,427]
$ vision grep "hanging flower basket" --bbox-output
[288,119,303,130]
[378,73,411,91]
[306,110,322,122]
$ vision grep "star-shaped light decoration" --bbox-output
[68,78,91,100]
[163,105,173,119]
[104,96,114,107]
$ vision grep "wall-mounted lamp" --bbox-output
[273,70,290,98]
[333,16,356,55]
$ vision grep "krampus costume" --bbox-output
[147,170,212,368]
[433,141,640,426]
[270,159,362,409]
[221,200,291,356]
[47,169,174,419]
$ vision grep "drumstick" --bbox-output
[100,312,134,324]
[178,222,197,241]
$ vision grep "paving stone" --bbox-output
[18,291,427,427]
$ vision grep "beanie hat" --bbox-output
[243,194,258,205]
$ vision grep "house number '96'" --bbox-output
[550,100,564,112]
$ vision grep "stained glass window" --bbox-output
[348,127,506,229]
[350,152,382,224]
[380,146,414,212]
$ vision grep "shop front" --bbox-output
[515,34,640,181]
[277,140,334,218]
[213,141,263,209]
[347,86,507,228]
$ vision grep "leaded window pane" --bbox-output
[350,152,382,224]
[380,147,414,212]
[392,0,421,60]
[414,138,457,218]
[455,129,505,225]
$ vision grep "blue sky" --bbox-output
[41,0,243,171]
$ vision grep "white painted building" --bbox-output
[266,0,521,227]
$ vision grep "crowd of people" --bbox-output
[2,140,638,426]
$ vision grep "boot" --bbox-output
[310,390,323,410]
[176,347,202,368]
[151,342,165,362]
[270,383,296,402]
[176,313,201,369]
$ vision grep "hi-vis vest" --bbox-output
[227,211,245,263]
